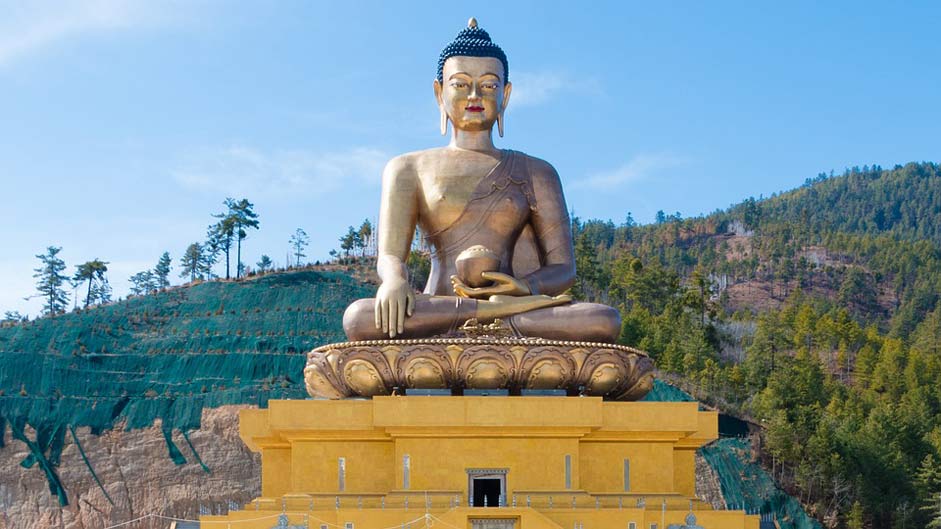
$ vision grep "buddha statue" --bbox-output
[341,18,621,344]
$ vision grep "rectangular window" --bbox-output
[564,455,572,490]
[623,459,630,492]
[649,524,657,529]
[403,454,411,489]
[338,457,346,492]
[345,523,354,529]
[628,523,636,529]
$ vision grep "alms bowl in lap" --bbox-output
[304,336,655,401]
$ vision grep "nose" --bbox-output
[468,82,480,100]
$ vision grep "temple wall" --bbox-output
[580,441,675,493]
[216,397,760,529]
[673,447,698,497]
[395,437,580,493]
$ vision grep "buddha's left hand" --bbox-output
[450,272,531,299]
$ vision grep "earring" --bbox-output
[497,112,505,138]
[440,109,449,136]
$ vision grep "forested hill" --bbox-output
[573,161,941,338]
[2,162,940,527]
[741,162,941,245]
[569,161,941,528]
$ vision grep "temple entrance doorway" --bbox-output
[472,478,501,507]
[467,469,507,507]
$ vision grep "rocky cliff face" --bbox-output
[695,452,726,509]
[0,406,259,529]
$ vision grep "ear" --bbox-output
[434,79,449,136]
[433,79,444,106]
[502,81,512,113]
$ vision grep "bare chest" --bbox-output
[416,156,503,230]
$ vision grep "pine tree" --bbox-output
[208,216,235,279]
[917,455,941,528]
[227,198,260,278]
[289,228,309,267]
[33,246,69,316]
[256,255,273,273]
[128,270,156,295]
[2,311,26,323]
[847,500,865,529]
[180,243,203,283]
[154,252,172,289]
[340,226,360,258]
[94,277,112,304]
[358,219,373,257]
[73,258,109,308]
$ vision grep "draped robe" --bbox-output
[342,150,621,343]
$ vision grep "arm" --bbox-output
[375,155,419,337]
[522,158,576,296]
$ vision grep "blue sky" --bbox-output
[2,1,939,317]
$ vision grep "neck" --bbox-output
[449,128,499,154]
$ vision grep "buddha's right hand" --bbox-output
[374,277,415,338]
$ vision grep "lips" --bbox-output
[465,105,485,112]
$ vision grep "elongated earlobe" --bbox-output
[433,79,448,136]
[498,82,511,138]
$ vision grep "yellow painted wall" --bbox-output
[396,437,580,494]
[261,447,291,498]
[292,439,394,493]
[673,448,697,497]
[579,441,677,494]
[373,396,603,428]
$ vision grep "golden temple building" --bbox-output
[202,396,760,529]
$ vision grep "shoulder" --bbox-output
[383,147,450,175]
[383,152,415,174]
[514,151,562,187]
[381,152,424,188]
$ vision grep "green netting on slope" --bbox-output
[700,438,823,529]
[641,379,696,402]
[0,270,367,356]
[0,270,375,506]
[644,381,820,528]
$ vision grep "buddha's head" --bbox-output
[434,18,513,137]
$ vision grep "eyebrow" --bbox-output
[448,72,501,80]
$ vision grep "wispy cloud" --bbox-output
[0,0,188,66]
[572,153,687,191]
[171,145,390,198]
[509,70,601,108]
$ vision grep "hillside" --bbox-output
[3,162,940,529]
[0,267,815,529]
[575,162,941,336]
[0,270,374,527]
[570,161,941,528]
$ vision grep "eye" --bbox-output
[450,82,469,89]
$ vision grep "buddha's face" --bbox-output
[434,56,512,133]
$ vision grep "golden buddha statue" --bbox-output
[342,18,621,344]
